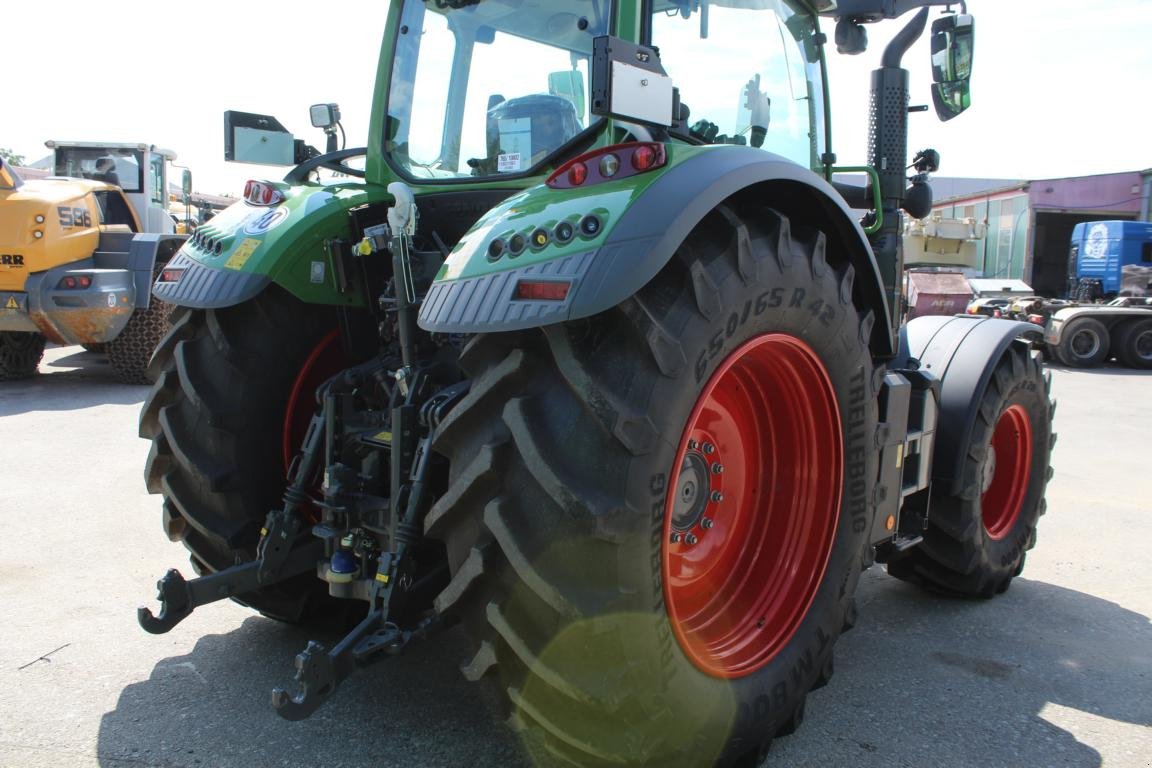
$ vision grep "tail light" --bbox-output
[1027,313,1046,325]
[515,280,571,301]
[244,179,285,207]
[547,143,667,190]
[158,267,186,284]
[57,275,92,290]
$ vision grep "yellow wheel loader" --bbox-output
[0,142,187,382]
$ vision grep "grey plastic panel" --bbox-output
[153,250,270,309]
[420,250,595,332]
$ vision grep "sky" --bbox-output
[5,0,1150,195]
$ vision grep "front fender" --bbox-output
[896,314,1043,496]
[419,144,891,352]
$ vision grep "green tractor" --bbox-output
[138,1,1053,765]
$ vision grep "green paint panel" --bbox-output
[436,143,711,283]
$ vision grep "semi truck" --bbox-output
[0,141,188,382]
[135,2,1055,765]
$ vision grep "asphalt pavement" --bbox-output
[0,346,1148,768]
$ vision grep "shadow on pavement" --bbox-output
[0,349,145,417]
[770,573,1152,767]
[97,616,531,768]
[97,575,1150,768]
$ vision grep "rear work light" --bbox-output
[515,280,571,301]
[546,143,667,190]
[244,179,285,207]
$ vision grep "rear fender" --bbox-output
[419,145,894,355]
[895,315,1042,496]
[154,184,385,310]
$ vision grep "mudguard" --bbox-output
[895,314,1043,496]
[154,183,386,310]
[419,144,892,353]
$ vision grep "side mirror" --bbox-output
[929,14,974,121]
[224,110,296,165]
[181,169,193,197]
[309,103,341,130]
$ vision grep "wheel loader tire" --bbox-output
[0,331,46,381]
[109,294,173,384]
[886,342,1054,597]
[139,285,351,622]
[428,206,878,767]
[1056,316,1109,368]
[1113,318,1152,369]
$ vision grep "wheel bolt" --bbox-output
[701,518,714,529]
[702,442,715,454]
[688,440,699,450]
[670,533,683,544]
[685,534,698,545]
[712,463,724,474]
[710,491,724,502]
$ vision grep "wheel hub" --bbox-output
[982,404,1033,540]
[663,334,842,679]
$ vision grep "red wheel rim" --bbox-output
[662,334,842,679]
[982,404,1033,540]
[282,330,344,472]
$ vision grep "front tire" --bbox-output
[887,341,1054,596]
[139,286,349,621]
[428,206,878,766]
[0,331,46,381]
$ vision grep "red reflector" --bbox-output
[515,280,571,301]
[244,179,285,207]
[159,268,185,284]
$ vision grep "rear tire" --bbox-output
[1056,317,1109,367]
[1113,318,1152,369]
[0,331,46,381]
[139,286,351,621]
[427,206,877,766]
[887,342,1053,597]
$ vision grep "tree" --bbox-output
[0,148,26,166]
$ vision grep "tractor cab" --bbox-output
[46,140,177,235]
[381,0,827,180]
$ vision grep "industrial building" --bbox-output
[928,169,1152,297]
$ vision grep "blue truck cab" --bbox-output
[1069,220,1152,297]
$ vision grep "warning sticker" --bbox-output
[225,238,262,271]
[5,296,19,310]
